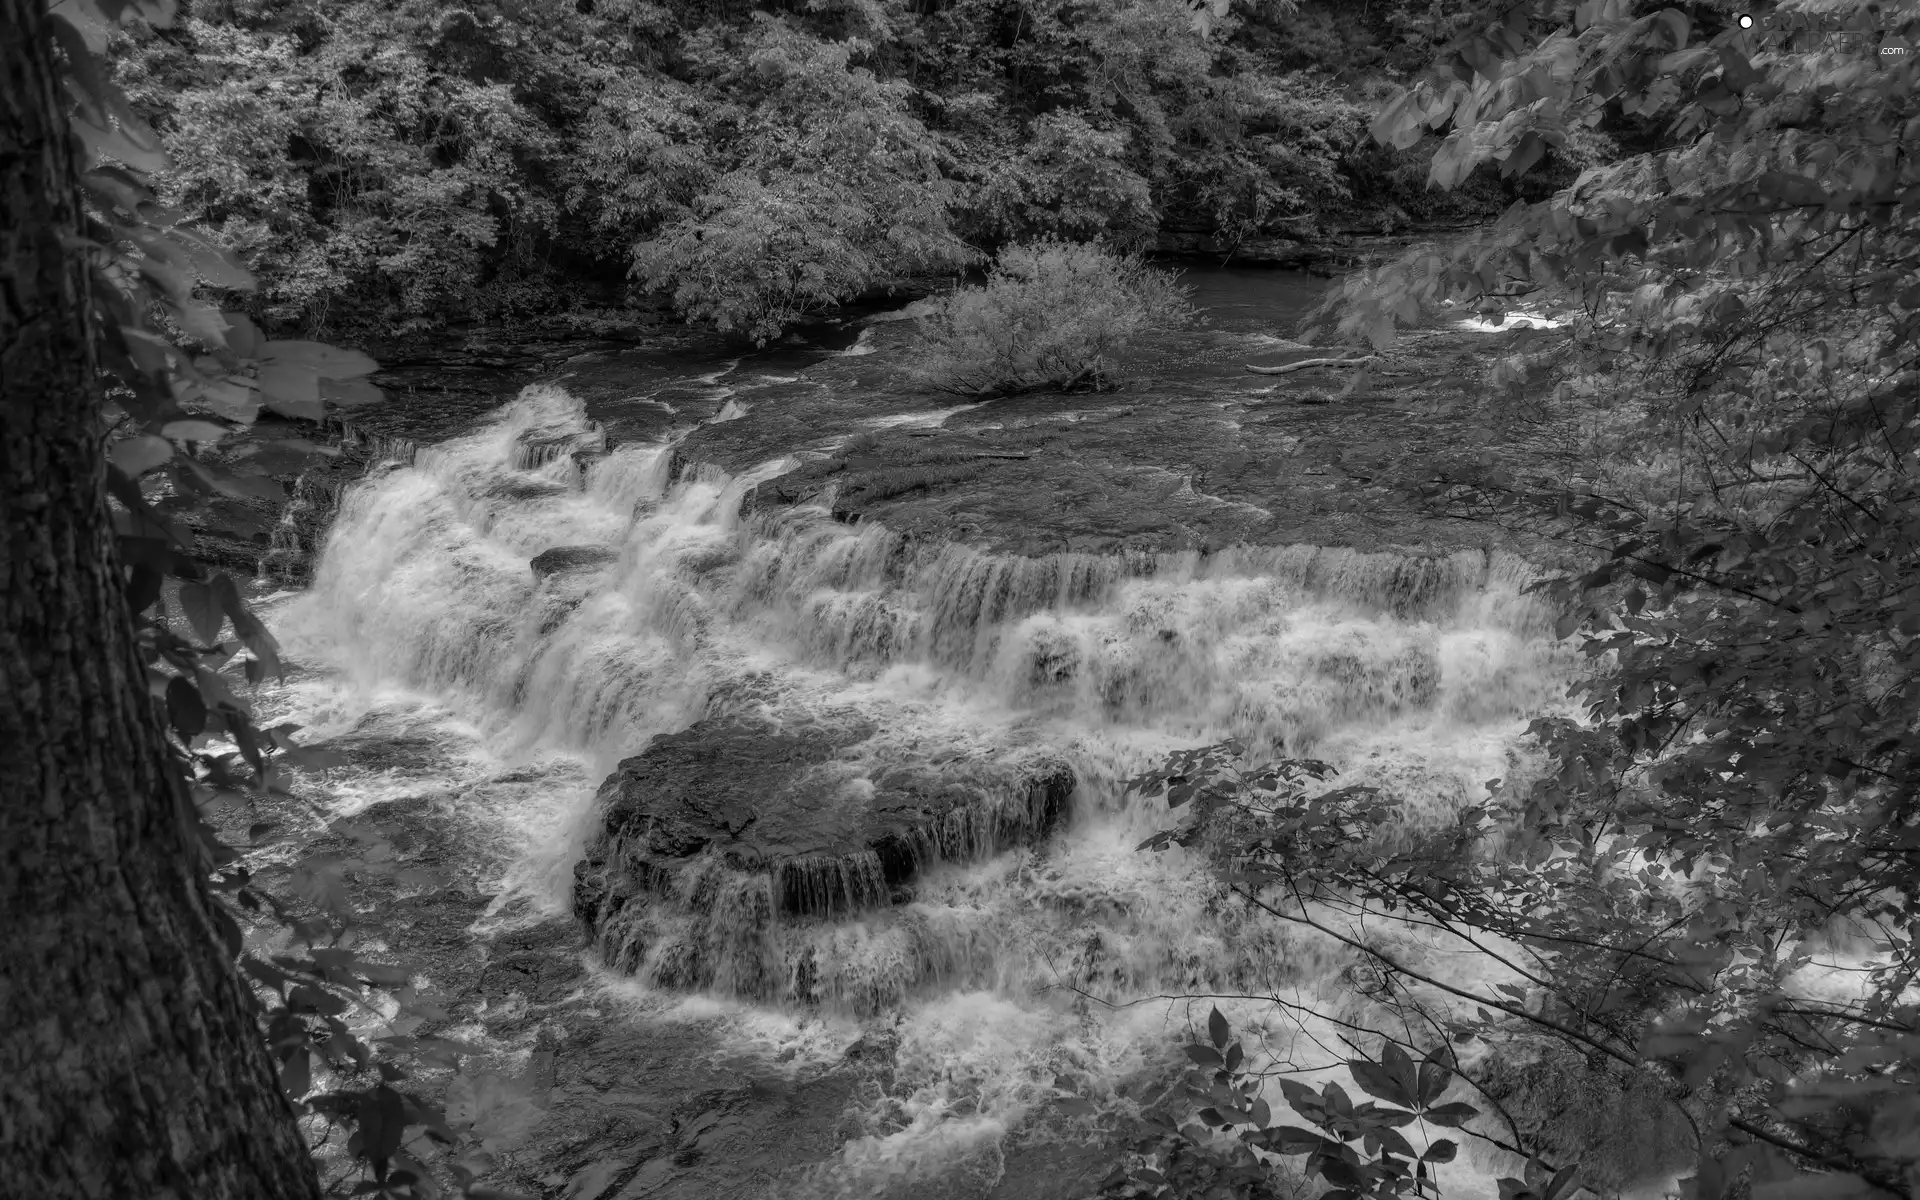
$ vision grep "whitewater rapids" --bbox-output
[262,384,1576,1198]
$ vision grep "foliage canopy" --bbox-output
[103,0,1564,340]
[1116,3,1920,1199]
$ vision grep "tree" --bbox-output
[1119,3,1920,1198]
[0,0,324,1194]
[630,13,976,343]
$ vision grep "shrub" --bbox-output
[912,240,1196,397]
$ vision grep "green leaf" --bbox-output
[165,674,206,738]
[1381,1041,1418,1097]
[119,326,176,375]
[287,983,350,1017]
[1421,1101,1479,1127]
[1377,1125,1418,1160]
[222,313,264,358]
[1278,1076,1321,1115]
[125,562,162,613]
[1429,130,1475,190]
[358,1084,407,1165]
[1349,1058,1416,1109]
[1423,1139,1459,1163]
[72,114,167,173]
[1656,9,1689,49]
[133,253,193,302]
[193,664,240,713]
[163,225,253,290]
[1544,1164,1581,1200]
[1416,1046,1452,1106]
[178,581,224,644]
[281,1047,312,1102]
[1322,1081,1352,1117]
[1370,90,1429,151]
[190,378,263,423]
[1186,1043,1224,1067]
[79,165,155,219]
[170,300,235,350]
[212,572,281,677]
[160,419,229,443]
[1502,131,1547,179]
[1209,1006,1230,1049]
[260,340,380,379]
[50,0,112,51]
[134,0,178,28]
[1266,1125,1333,1155]
[47,13,119,125]
[258,362,323,422]
[111,433,173,476]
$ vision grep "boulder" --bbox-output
[530,545,619,580]
[487,477,571,502]
[572,711,1075,938]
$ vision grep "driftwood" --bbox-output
[1245,355,1379,376]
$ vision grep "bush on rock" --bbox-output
[912,239,1196,397]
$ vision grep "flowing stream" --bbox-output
[257,273,1583,1199]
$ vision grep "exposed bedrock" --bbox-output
[571,712,1074,999]
[575,712,1075,915]
[529,544,619,580]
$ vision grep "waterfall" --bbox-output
[261,468,319,583]
[294,384,1560,783]
[278,381,1576,1198]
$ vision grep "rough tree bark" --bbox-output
[0,2,323,1196]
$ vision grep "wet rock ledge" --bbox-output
[571,710,1074,987]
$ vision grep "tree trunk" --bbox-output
[0,3,323,1196]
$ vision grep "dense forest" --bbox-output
[104,0,1601,339]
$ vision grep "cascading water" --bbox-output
[274,380,1578,1198]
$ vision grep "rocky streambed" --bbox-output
[218,266,1600,1200]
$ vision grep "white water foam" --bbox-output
[272,382,1582,1197]
[835,328,878,357]
[861,404,986,430]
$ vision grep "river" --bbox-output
[241,265,1586,1199]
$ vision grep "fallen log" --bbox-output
[1245,355,1379,376]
